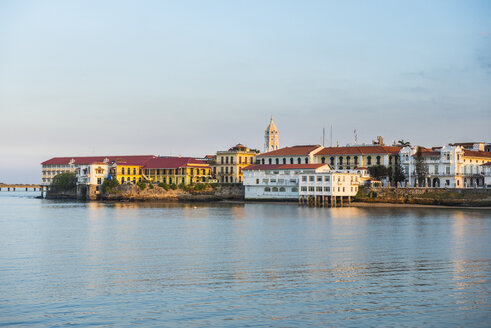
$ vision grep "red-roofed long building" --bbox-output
[142,157,211,185]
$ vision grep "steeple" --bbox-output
[264,116,279,152]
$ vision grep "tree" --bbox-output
[392,164,406,187]
[51,172,77,191]
[397,139,411,147]
[368,165,389,181]
[415,146,428,187]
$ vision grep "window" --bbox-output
[290,179,296,183]
[301,187,307,192]
[272,187,278,192]
[343,187,345,192]
[354,156,358,165]
[305,157,309,164]
[221,157,224,164]
[256,179,259,184]
[347,156,351,165]
[231,157,234,164]
[121,177,125,183]
[279,187,286,192]
[97,178,102,184]
[225,167,229,174]
[275,158,279,164]
[121,167,125,174]
[239,157,242,164]
[269,159,272,165]
[324,187,329,191]
[317,176,322,182]
[133,168,136,175]
[309,186,314,191]
[321,157,325,163]
[302,176,307,182]
[316,187,322,192]
[297,158,301,164]
[367,156,372,165]
[292,187,298,192]
[309,176,314,182]
[376,156,381,165]
[290,158,294,164]
[330,157,335,165]
[324,176,330,182]
[339,157,343,165]
[262,179,268,183]
[262,159,265,164]
[283,158,286,164]
[270,179,277,183]
[230,167,234,173]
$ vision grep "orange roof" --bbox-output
[258,145,322,157]
[144,157,209,169]
[41,155,156,166]
[481,162,491,166]
[316,145,401,156]
[243,164,328,170]
[463,150,491,159]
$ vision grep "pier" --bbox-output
[0,184,50,197]
[298,195,352,208]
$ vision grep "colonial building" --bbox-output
[243,163,331,200]
[142,157,211,185]
[264,116,279,152]
[313,145,402,171]
[400,144,491,188]
[41,155,155,185]
[257,145,324,165]
[298,171,360,199]
[482,162,491,188]
[211,144,258,183]
[77,162,109,199]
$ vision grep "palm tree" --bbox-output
[397,139,411,147]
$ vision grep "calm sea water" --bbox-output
[0,191,490,327]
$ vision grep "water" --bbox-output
[0,191,490,327]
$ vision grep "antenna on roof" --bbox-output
[322,127,325,147]
[354,129,358,145]
[330,124,333,147]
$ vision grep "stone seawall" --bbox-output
[356,187,491,207]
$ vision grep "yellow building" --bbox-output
[211,144,258,183]
[142,157,212,185]
[108,156,156,184]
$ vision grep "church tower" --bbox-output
[264,116,279,152]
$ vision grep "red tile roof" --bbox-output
[315,145,401,156]
[41,155,156,166]
[463,150,491,159]
[243,164,328,170]
[258,145,322,157]
[481,162,491,166]
[421,151,441,157]
[144,157,209,169]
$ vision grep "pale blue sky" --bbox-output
[1,0,490,183]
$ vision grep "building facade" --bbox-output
[298,171,360,198]
[400,144,491,188]
[264,116,279,152]
[212,144,258,183]
[142,157,211,185]
[257,145,324,166]
[243,163,331,200]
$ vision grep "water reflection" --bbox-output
[0,192,490,327]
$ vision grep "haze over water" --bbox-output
[1,192,490,327]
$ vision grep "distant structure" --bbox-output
[264,116,279,152]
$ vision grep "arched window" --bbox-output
[330,157,335,165]
[346,156,350,164]
[291,187,298,192]
[354,156,358,165]
[367,156,372,165]
[133,168,136,175]
[269,158,272,165]
[279,187,286,192]
[389,156,392,164]
[272,187,278,192]
[305,157,309,164]
[264,187,271,192]
[321,157,325,163]
[121,167,125,175]
[275,158,279,164]
[262,159,265,164]
[290,158,294,164]
[376,156,381,165]
[121,177,125,183]
[297,158,301,164]
[283,158,286,164]
[339,157,343,165]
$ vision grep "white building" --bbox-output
[482,162,491,188]
[299,171,360,198]
[243,163,331,200]
[264,116,280,152]
[77,162,109,190]
[400,144,491,188]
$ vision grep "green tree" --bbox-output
[101,178,120,193]
[392,164,406,187]
[397,139,411,147]
[368,165,389,181]
[415,146,428,187]
[51,172,77,191]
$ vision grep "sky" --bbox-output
[0,0,490,183]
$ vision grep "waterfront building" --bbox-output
[298,171,360,199]
[211,144,258,183]
[400,143,491,188]
[142,157,211,185]
[76,162,109,198]
[313,145,402,171]
[257,145,324,166]
[264,116,279,152]
[243,163,331,200]
[482,162,491,188]
[41,155,155,185]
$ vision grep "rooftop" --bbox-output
[316,145,401,156]
[258,145,322,157]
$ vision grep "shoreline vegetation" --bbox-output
[43,180,491,208]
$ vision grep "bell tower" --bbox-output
[264,116,279,152]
